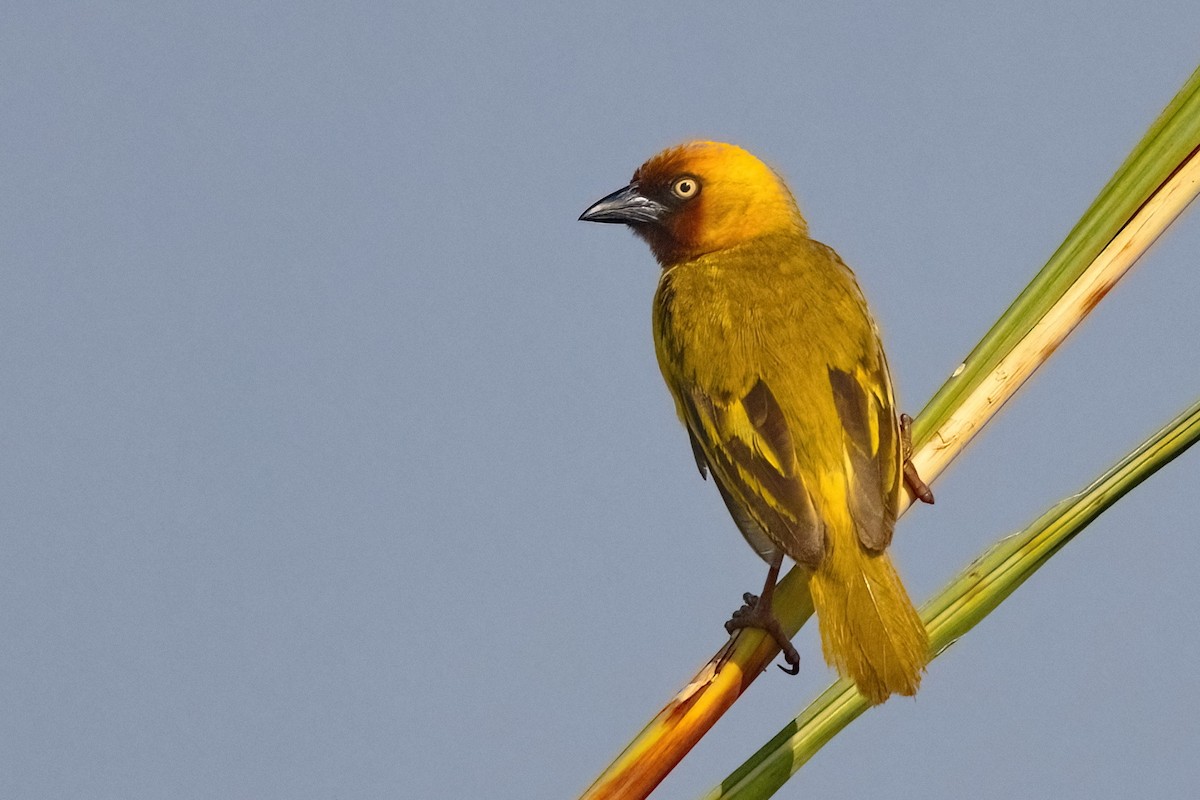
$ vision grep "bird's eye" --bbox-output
[671,176,700,200]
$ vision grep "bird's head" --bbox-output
[580,141,806,265]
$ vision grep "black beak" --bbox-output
[579,184,668,225]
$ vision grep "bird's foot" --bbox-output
[724,592,801,675]
[900,413,935,504]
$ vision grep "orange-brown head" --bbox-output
[580,141,807,265]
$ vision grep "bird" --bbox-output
[580,141,933,704]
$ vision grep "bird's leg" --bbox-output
[724,551,801,675]
[900,413,935,505]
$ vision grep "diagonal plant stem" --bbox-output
[579,64,1200,800]
[707,396,1200,799]
[910,135,1200,484]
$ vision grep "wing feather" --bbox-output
[683,379,823,568]
[828,363,900,552]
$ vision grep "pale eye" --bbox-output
[672,176,700,200]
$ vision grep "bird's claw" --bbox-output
[723,593,761,633]
[724,593,801,676]
[900,413,935,504]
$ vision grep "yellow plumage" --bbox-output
[581,141,929,703]
[808,488,926,702]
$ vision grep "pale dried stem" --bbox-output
[911,145,1200,490]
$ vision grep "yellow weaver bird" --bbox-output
[580,141,933,704]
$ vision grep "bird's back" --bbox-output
[652,230,901,564]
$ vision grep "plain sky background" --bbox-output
[3,3,1200,798]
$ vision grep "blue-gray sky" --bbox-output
[3,3,1200,798]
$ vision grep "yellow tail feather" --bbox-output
[808,533,929,705]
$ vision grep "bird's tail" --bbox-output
[808,532,929,705]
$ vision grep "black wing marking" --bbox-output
[828,366,899,552]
